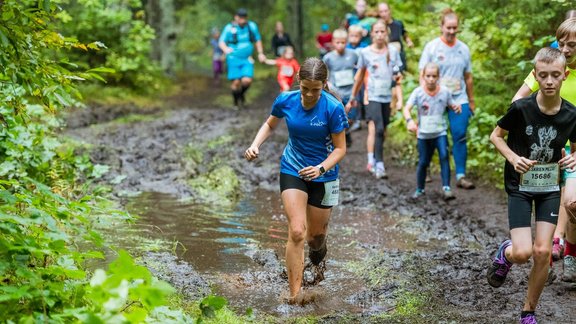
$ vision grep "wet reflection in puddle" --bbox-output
[125,190,424,316]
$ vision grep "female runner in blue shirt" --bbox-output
[244,57,348,305]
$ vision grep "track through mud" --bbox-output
[67,77,576,323]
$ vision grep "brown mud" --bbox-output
[66,76,576,323]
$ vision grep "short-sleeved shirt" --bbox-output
[271,91,349,182]
[274,58,300,85]
[357,45,402,103]
[497,94,576,193]
[323,49,359,99]
[388,19,406,50]
[419,38,472,105]
[219,21,262,62]
[407,86,454,139]
[524,66,576,105]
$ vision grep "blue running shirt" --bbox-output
[271,91,348,182]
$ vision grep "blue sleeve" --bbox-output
[328,100,349,134]
[219,24,232,44]
[250,21,262,41]
[271,93,287,118]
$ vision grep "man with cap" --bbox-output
[219,8,266,109]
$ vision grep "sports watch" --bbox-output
[316,165,326,175]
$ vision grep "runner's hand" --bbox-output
[559,148,576,170]
[451,104,462,114]
[244,146,259,161]
[298,166,321,181]
[345,98,357,113]
[512,156,537,174]
[406,120,418,134]
[258,53,267,63]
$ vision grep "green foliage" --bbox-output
[57,0,163,92]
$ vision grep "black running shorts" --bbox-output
[507,190,560,229]
[279,173,336,209]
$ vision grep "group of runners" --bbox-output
[224,2,576,322]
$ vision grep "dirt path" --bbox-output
[67,76,576,323]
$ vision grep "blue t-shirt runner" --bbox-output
[271,90,348,181]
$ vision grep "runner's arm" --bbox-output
[245,116,281,161]
[346,67,367,111]
[511,84,532,102]
[464,72,475,113]
[490,126,536,173]
[255,40,266,62]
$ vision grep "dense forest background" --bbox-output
[0,0,573,322]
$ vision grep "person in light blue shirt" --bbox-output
[245,57,348,305]
[219,8,266,109]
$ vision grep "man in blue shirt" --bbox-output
[219,8,267,109]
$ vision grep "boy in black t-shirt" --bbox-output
[487,47,576,324]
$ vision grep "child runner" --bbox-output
[323,29,359,147]
[346,24,368,131]
[487,47,576,324]
[264,46,300,92]
[210,27,224,84]
[347,19,402,179]
[244,57,348,305]
[512,19,576,280]
[403,62,460,200]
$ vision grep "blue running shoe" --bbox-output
[487,239,512,288]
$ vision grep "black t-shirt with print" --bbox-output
[497,93,576,193]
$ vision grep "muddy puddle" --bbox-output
[123,189,444,317]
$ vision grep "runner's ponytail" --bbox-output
[298,57,342,103]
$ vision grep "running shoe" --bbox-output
[442,187,456,201]
[366,162,375,174]
[562,255,576,282]
[552,237,564,261]
[412,189,425,199]
[350,120,362,132]
[487,239,512,288]
[375,166,388,179]
[309,243,327,266]
[519,313,537,324]
[456,176,475,189]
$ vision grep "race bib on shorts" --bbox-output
[519,163,560,192]
[334,69,355,87]
[419,115,445,134]
[281,65,294,77]
[321,179,340,206]
[440,77,462,95]
[373,78,392,97]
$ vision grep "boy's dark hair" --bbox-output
[533,47,566,68]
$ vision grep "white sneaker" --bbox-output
[375,164,388,179]
[350,120,362,132]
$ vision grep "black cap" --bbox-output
[236,8,248,17]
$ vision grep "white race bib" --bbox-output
[519,163,560,192]
[321,179,340,206]
[373,78,392,97]
[440,77,462,95]
[419,115,446,134]
[281,65,294,77]
[333,69,355,87]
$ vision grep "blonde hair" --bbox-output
[441,8,458,25]
[348,24,363,35]
[534,47,566,69]
[556,18,576,41]
[332,28,348,39]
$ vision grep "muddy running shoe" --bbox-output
[456,176,475,189]
[562,255,576,282]
[519,313,537,324]
[487,239,512,287]
[552,237,564,261]
[375,163,388,179]
[366,162,375,174]
[442,187,456,201]
[412,189,425,199]
[309,244,327,266]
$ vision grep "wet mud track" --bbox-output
[67,77,576,323]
